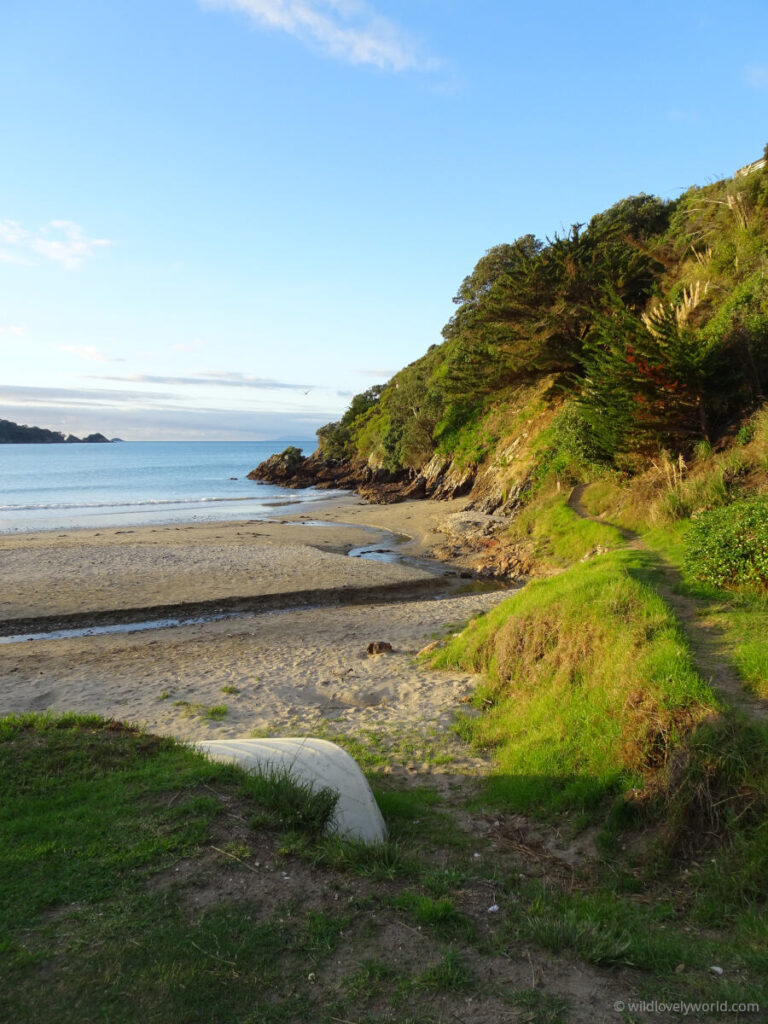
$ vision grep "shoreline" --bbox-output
[0,494,473,625]
[0,489,350,537]
[0,496,511,756]
[0,490,463,549]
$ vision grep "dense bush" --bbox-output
[685,499,768,590]
[316,385,384,460]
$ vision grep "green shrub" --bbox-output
[685,499,768,591]
[277,445,304,468]
[530,404,611,485]
[736,421,756,446]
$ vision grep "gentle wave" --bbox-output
[0,492,332,513]
[0,496,264,512]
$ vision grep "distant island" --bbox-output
[0,418,114,445]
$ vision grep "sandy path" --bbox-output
[569,484,768,722]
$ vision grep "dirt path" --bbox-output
[569,485,768,722]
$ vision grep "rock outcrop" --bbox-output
[248,448,476,504]
[249,446,541,582]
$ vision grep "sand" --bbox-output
[0,496,511,768]
[0,496,467,624]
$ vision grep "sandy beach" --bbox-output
[0,496,511,770]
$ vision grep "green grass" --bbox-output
[660,716,768,915]
[0,714,221,934]
[3,713,768,1019]
[342,957,401,1001]
[509,493,627,568]
[253,721,460,774]
[293,832,418,881]
[413,489,768,1008]
[415,950,473,992]
[432,548,719,814]
[426,518,768,953]
[729,598,768,698]
[644,522,768,700]
[242,764,339,834]
[674,583,768,700]
[0,715,337,932]
[0,714,354,1024]
[373,785,471,851]
[393,891,473,940]
[506,871,768,996]
[171,700,228,721]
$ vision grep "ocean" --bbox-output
[0,439,340,533]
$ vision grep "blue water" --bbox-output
[0,439,340,533]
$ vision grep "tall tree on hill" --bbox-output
[576,283,727,458]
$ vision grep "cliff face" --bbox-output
[249,378,558,515]
[247,439,544,584]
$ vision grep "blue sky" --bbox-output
[2,0,767,440]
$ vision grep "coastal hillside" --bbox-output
[255,147,768,516]
[0,418,112,444]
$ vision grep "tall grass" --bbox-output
[580,403,768,532]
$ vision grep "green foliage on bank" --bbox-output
[318,153,768,479]
[507,494,627,568]
[685,498,768,591]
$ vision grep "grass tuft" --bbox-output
[393,891,473,940]
[240,765,339,836]
[416,950,473,992]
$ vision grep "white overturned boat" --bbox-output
[197,737,387,844]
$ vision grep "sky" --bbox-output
[1,0,767,441]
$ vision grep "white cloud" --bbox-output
[200,0,434,71]
[356,367,395,378]
[0,219,113,269]
[0,385,334,440]
[744,64,768,89]
[171,339,204,353]
[0,383,175,406]
[89,371,311,389]
[0,323,26,336]
[61,346,125,363]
